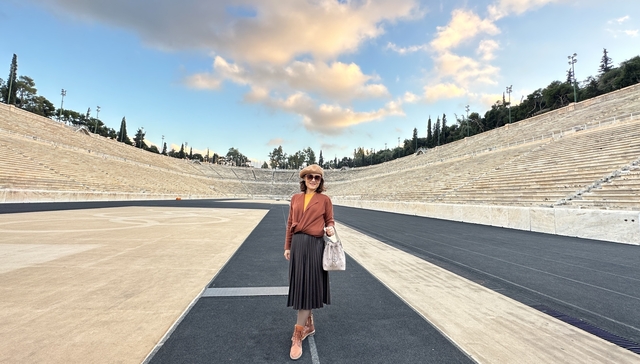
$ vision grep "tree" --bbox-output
[427,116,433,148]
[303,147,316,165]
[288,151,305,169]
[23,95,56,117]
[566,67,574,84]
[441,114,447,143]
[617,56,640,89]
[147,145,160,154]
[580,76,600,100]
[318,150,324,167]
[411,127,418,153]
[434,117,441,146]
[15,75,36,108]
[599,48,613,75]
[178,144,185,159]
[3,54,18,105]
[133,128,147,149]
[543,80,574,108]
[117,117,133,145]
[261,161,269,168]
[227,147,248,166]
[133,128,148,150]
[161,142,167,155]
[268,146,285,169]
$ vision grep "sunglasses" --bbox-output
[305,174,322,182]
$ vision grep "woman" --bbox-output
[284,164,335,360]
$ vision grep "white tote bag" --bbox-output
[322,228,346,271]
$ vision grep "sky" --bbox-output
[1,0,639,167]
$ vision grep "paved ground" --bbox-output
[1,199,639,363]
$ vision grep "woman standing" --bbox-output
[284,164,335,360]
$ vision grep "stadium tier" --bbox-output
[0,83,639,212]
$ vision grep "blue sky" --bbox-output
[1,0,639,166]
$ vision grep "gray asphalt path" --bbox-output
[333,206,640,351]
[148,206,474,363]
[3,199,638,359]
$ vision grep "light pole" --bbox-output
[465,105,470,137]
[94,106,100,133]
[59,89,66,123]
[506,85,512,124]
[568,53,577,103]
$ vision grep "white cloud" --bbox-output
[403,92,420,103]
[624,29,639,37]
[410,1,558,105]
[430,9,500,52]
[184,73,222,90]
[424,83,467,103]
[267,138,285,146]
[433,52,500,87]
[612,15,630,24]
[477,39,500,61]
[186,56,389,103]
[386,42,428,55]
[30,0,422,136]
[262,93,404,134]
[35,0,421,65]
[488,0,563,20]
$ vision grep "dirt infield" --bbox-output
[0,206,267,364]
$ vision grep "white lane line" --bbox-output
[202,286,288,297]
[308,336,320,364]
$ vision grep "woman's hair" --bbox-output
[299,177,326,193]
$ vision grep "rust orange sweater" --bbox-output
[285,192,335,250]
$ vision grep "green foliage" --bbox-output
[318,150,324,167]
[599,48,613,75]
[427,117,433,148]
[288,151,305,169]
[133,128,147,149]
[303,147,316,165]
[23,95,56,117]
[3,54,18,104]
[261,161,269,168]
[117,117,133,145]
[268,146,286,169]
[226,147,248,166]
[617,56,640,88]
[192,153,203,161]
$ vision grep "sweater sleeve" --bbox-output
[324,196,335,228]
[284,196,295,250]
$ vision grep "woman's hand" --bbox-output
[284,250,290,260]
[325,226,335,236]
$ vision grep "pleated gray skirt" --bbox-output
[287,233,331,310]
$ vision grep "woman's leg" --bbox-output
[296,309,311,326]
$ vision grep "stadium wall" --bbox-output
[0,189,248,202]
[332,199,640,246]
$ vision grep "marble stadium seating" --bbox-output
[1,83,639,213]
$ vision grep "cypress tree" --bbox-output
[4,54,18,104]
[117,117,132,144]
[427,116,432,148]
[599,48,613,75]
